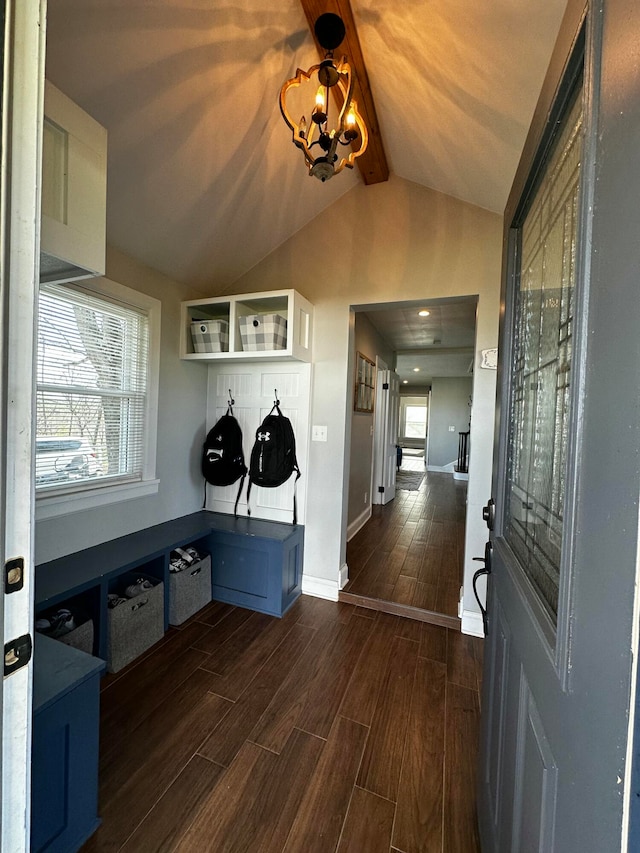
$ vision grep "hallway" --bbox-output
[342,466,467,626]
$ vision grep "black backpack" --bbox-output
[202,404,247,514]
[247,402,301,523]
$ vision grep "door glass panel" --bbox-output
[504,89,583,623]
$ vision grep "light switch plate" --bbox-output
[312,425,327,442]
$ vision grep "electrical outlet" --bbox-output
[364,491,368,504]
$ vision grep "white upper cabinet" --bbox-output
[180,289,313,363]
[40,81,107,283]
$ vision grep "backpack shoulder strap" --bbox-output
[234,472,246,518]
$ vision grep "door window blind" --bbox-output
[36,283,150,492]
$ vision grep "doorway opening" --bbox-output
[342,296,478,626]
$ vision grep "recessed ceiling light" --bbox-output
[413,367,420,372]
[402,380,408,384]
[418,310,430,317]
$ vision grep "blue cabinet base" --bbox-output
[32,635,104,853]
[208,516,303,616]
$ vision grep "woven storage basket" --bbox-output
[107,574,164,673]
[169,554,211,626]
[57,619,94,655]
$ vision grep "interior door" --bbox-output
[478,5,640,851]
[373,368,399,506]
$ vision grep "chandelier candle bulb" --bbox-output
[312,87,327,125]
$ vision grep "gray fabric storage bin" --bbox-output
[169,554,211,626]
[107,576,164,673]
[58,619,94,655]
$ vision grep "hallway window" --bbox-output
[400,397,428,442]
[35,279,160,516]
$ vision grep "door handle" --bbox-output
[482,498,495,531]
[472,540,493,637]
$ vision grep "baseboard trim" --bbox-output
[347,507,372,541]
[339,563,349,589]
[301,575,340,602]
[461,608,485,638]
[427,461,456,473]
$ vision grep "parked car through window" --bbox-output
[35,436,101,486]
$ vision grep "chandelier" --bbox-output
[279,13,368,182]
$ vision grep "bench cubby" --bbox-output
[35,511,304,663]
[35,587,100,656]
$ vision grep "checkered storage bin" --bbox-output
[238,313,287,351]
[190,319,229,353]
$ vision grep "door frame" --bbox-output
[1,1,46,848]
[346,296,492,634]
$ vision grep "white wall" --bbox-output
[427,377,473,469]
[228,175,502,621]
[35,246,209,563]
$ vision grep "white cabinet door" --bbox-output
[40,81,107,283]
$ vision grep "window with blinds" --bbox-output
[36,283,150,493]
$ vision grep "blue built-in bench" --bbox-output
[33,510,303,853]
[35,510,304,660]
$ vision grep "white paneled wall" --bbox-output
[206,363,311,525]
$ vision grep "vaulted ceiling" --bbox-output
[45,0,568,293]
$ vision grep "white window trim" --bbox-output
[35,276,161,519]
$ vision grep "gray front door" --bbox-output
[478,2,640,851]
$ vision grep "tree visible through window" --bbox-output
[36,284,150,491]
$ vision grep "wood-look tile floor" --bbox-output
[343,468,467,621]
[82,595,483,853]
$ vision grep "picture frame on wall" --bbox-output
[354,351,375,413]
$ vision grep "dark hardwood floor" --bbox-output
[82,594,483,853]
[342,465,467,625]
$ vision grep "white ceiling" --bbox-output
[357,297,477,387]
[44,0,568,293]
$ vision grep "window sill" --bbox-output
[35,478,160,521]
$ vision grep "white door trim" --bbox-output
[1,2,46,849]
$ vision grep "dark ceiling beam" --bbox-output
[298,0,389,185]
